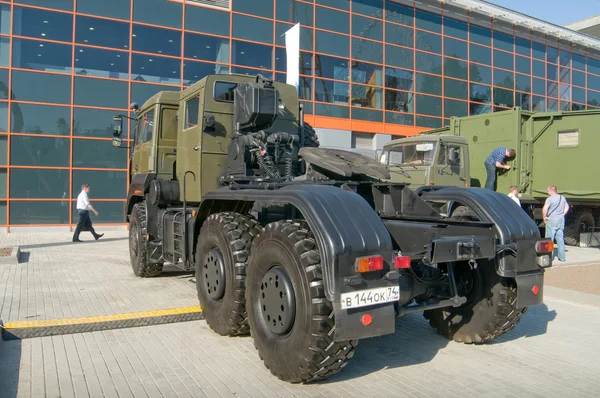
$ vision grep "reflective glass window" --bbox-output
[443,17,468,40]
[444,37,467,59]
[589,74,600,92]
[516,74,531,92]
[77,0,130,20]
[232,0,273,18]
[185,33,230,63]
[214,82,237,102]
[589,90,600,106]
[416,116,442,128]
[315,103,350,118]
[532,60,545,78]
[275,23,313,51]
[386,111,414,126]
[416,52,441,74]
[316,7,349,33]
[184,96,199,130]
[416,73,441,96]
[11,169,69,198]
[547,81,558,98]
[131,54,181,86]
[445,58,468,81]
[572,87,585,104]
[10,103,71,135]
[231,67,272,79]
[353,15,383,41]
[386,24,413,48]
[133,25,182,57]
[10,202,69,225]
[72,170,126,200]
[385,90,413,113]
[0,70,6,100]
[12,39,72,74]
[560,83,570,101]
[353,39,382,64]
[515,56,530,75]
[445,99,468,118]
[75,46,129,80]
[352,62,382,86]
[416,31,441,54]
[183,61,229,86]
[135,107,154,144]
[547,46,558,64]
[386,45,413,70]
[16,0,73,10]
[470,102,492,115]
[532,41,545,60]
[274,76,312,101]
[573,70,585,88]
[131,83,179,111]
[11,71,71,104]
[315,79,349,104]
[73,138,127,169]
[516,92,531,110]
[233,15,273,44]
[494,69,513,89]
[13,7,73,42]
[0,37,8,67]
[0,103,6,132]
[76,16,130,50]
[0,3,10,35]
[133,0,181,28]
[11,136,69,166]
[231,41,272,69]
[185,5,229,37]
[351,85,383,109]
[416,9,441,33]
[471,63,491,85]
[470,44,491,65]
[493,31,513,52]
[572,53,586,71]
[560,50,571,67]
[416,94,441,116]
[318,0,350,11]
[494,50,513,71]
[560,67,570,84]
[547,98,559,111]
[0,135,6,163]
[470,24,491,46]
[515,37,531,56]
[444,78,468,100]
[353,0,383,17]
[275,49,312,76]
[532,78,545,95]
[494,88,514,107]
[470,84,491,103]
[385,68,414,91]
[71,201,125,223]
[385,1,412,25]
[589,58,600,75]
[74,108,118,138]
[316,31,349,58]
[277,0,314,25]
[75,77,128,108]
[547,63,558,81]
[352,108,382,122]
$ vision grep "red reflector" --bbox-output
[361,314,373,326]
[532,285,539,295]
[394,255,411,269]
[535,240,554,253]
[356,256,384,273]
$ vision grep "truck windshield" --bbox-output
[381,142,437,166]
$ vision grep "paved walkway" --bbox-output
[0,232,599,397]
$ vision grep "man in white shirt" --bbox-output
[507,185,521,206]
[72,184,103,242]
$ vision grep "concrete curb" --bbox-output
[0,246,20,265]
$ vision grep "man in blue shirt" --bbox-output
[484,147,515,190]
[543,185,569,262]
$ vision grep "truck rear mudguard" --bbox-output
[421,186,547,308]
[124,173,156,222]
[198,184,397,342]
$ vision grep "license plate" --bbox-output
[341,286,400,310]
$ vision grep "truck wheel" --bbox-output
[246,220,357,383]
[423,260,525,344]
[564,210,594,246]
[195,212,260,336]
[129,202,163,277]
[450,205,479,221]
[302,122,320,148]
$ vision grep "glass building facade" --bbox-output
[1,0,600,227]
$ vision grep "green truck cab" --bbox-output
[381,107,600,245]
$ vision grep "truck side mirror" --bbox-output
[112,115,123,147]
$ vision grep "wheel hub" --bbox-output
[203,248,226,300]
[259,267,296,335]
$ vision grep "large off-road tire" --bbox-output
[301,122,320,148]
[246,220,357,383]
[450,205,479,221]
[195,212,260,336]
[129,202,163,277]
[423,260,525,343]
[564,210,594,246]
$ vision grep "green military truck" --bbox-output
[380,107,600,245]
[111,74,553,383]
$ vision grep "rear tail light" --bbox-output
[355,255,384,273]
[536,240,554,254]
[394,255,411,269]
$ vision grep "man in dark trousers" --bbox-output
[484,147,515,190]
[72,184,104,242]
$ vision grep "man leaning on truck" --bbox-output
[484,147,516,190]
[543,185,569,262]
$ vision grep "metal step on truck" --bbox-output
[381,107,600,246]
[111,74,553,383]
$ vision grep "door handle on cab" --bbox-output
[194,145,200,151]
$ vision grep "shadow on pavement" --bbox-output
[0,338,21,398]
[19,237,128,251]
[491,303,557,344]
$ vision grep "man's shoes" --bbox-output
[94,233,104,240]
[72,239,83,243]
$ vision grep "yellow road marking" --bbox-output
[3,306,202,329]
